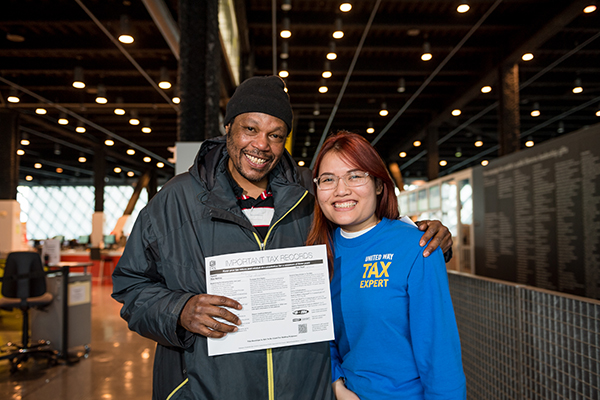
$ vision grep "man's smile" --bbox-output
[244,152,269,166]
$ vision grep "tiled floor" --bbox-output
[0,283,156,400]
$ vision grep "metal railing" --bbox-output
[448,271,600,400]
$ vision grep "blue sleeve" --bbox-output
[330,340,345,383]
[407,248,466,399]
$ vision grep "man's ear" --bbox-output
[225,124,231,134]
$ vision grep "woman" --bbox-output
[307,131,466,400]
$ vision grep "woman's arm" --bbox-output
[330,341,345,385]
[408,248,466,399]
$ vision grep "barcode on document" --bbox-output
[298,324,308,334]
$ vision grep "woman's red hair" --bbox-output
[306,131,399,277]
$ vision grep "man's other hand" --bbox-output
[178,294,242,338]
[415,220,453,258]
[332,379,361,400]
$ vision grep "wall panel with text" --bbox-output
[473,124,600,300]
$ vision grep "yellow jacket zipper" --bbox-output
[250,189,308,400]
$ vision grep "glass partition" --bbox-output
[417,189,428,211]
[396,168,473,273]
[18,185,149,241]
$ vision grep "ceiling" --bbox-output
[2,0,600,187]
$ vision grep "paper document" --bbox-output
[205,244,334,356]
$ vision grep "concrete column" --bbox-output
[92,145,106,247]
[148,168,158,200]
[94,145,106,213]
[0,110,25,252]
[178,0,221,142]
[0,200,25,253]
[0,109,19,200]
[498,63,521,156]
[427,128,439,181]
[388,162,404,192]
[91,212,105,248]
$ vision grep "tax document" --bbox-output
[205,244,334,356]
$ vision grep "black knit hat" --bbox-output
[224,75,293,133]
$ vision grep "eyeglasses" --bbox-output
[313,171,370,190]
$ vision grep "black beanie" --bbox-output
[224,75,293,133]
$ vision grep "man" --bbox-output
[112,75,452,400]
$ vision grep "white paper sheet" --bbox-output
[205,244,334,356]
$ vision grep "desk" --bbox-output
[32,262,93,363]
[61,249,122,284]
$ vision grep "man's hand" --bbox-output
[415,220,453,257]
[332,379,361,400]
[178,294,242,338]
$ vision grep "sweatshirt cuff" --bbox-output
[332,366,345,384]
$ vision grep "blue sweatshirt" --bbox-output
[330,218,466,399]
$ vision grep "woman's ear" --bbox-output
[376,178,384,195]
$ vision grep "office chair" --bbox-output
[0,251,58,373]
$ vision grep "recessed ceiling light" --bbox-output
[119,34,134,44]
[457,4,470,13]
[339,3,352,12]
[6,33,25,42]
[280,17,291,38]
[522,53,534,61]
